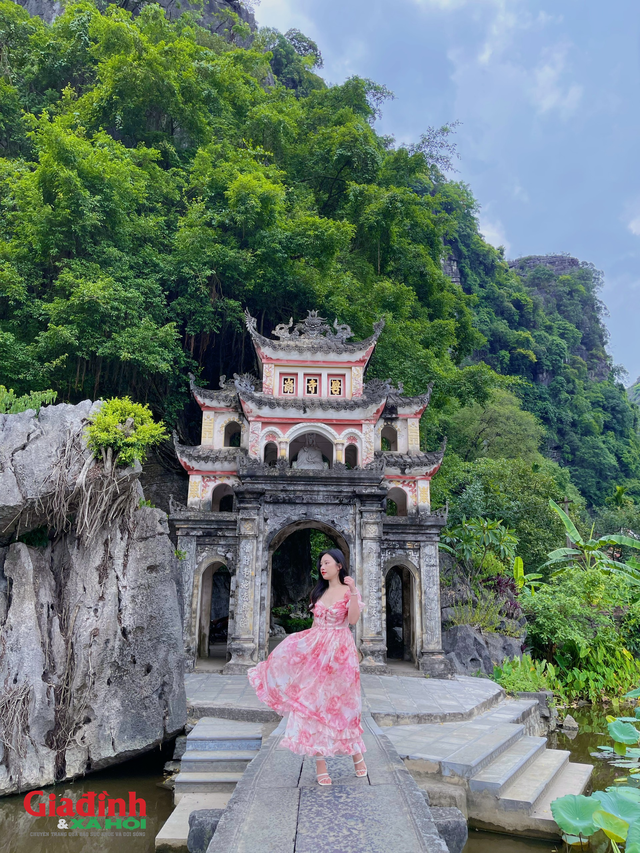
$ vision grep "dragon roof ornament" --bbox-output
[244,309,385,353]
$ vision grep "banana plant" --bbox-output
[541,500,640,587]
[512,555,543,596]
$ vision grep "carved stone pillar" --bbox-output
[178,533,198,671]
[358,508,387,671]
[223,510,260,673]
[418,538,452,677]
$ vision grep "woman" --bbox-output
[247,548,367,786]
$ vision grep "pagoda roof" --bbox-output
[234,373,388,415]
[189,373,433,419]
[245,309,385,363]
[377,439,447,476]
[382,382,433,418]
[174,432,247,472]
[189,373,245,411]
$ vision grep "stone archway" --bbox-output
[383,559,420,665]
[195,559,230,664]
[266,520,351,653]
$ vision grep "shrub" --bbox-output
[85,397,167,468]
[493,654,563,699]
[0,385,57,414]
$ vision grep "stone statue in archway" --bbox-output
[296,434,325,469]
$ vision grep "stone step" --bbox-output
[156,792,231,849]
[469,737,548,795]
[498,749,570,812]
[186,717,263,738]
[186,737,262,751]
[529,762,594,830]
[478,700,540,727]
[174,771,245,795]
[185,717,263,752]
[181,749,259,773]
[442,724,525,779]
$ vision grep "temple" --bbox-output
[171,310,451,676]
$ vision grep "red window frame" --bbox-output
[280,375,297,395]
[328,375,345,398]
[303,374,321,396]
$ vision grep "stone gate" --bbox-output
[170,310,451,676]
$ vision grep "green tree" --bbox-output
[444,389,545,463]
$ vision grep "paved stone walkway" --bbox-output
[185,673,504,724]
[207,713,451,853]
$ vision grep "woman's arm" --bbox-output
[344,577,361,625]
[347,593,361,625]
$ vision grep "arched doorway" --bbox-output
[384,563,417,664]
[263,441,278,466]
[381,425,398,451]
[345,444,358,469]
[212,483,234,512]
[197,561,231,665]
[386,487,408,517]
[267,521,350,653]
[224,422,242,447]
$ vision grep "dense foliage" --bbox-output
[1,0,639,701]
[0,0,636,507]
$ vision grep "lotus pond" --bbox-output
[0,705,637,853]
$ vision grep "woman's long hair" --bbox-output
[308,548,348,610]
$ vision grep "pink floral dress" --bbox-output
[247,587,366,757]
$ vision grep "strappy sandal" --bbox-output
[316,759,332,785]
[354,756,368,777]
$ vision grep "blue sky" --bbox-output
[255,0,639,382]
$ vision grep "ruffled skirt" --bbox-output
[247,624,366,757]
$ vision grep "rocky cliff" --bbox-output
[0,401,186,796]
[13,0,256,36]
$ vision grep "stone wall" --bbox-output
[0,401,186,796]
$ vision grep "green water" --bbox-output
[0,744,174,853]
[0,706,627,853]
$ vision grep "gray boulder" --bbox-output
[562,714,579,731]
[188,808,225,853]
[442,625,523,676]
[0,400,99,544]
[0,402,186,795]
[430,807,468,853]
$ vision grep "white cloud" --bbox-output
[409,0,471,7]
[479,217,511,255]
[512,183,529,203]
[628,217,640,237]
[531,43,583,117]
[256,0,314,33]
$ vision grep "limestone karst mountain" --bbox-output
[13,0,256,33]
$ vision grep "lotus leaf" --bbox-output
[592,810,629,842]
[627,819,640,853]
[592,790,640,824]
[550,795,600,837]
[608,720,640,745]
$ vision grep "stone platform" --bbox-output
[207,713,453,853]
[185,672,505,725]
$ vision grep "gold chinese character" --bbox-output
[330,378,342,396]
[283,377,295,394]
[306,378,318,395]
